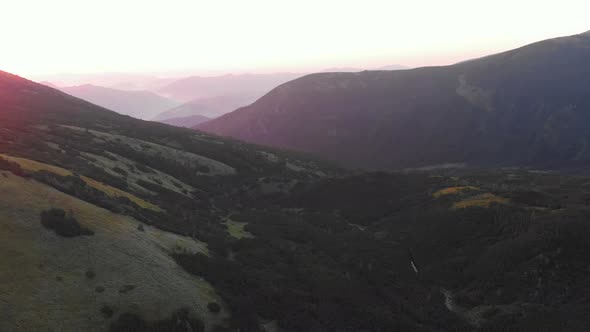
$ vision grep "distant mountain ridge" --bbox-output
[321,64,408,72]
[60,84,180,120]
[153,92,261,120]
[156,73,304,102]
[156,114,211,128]
[199,30,590,170]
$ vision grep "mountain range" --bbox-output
[153,92,261,120]
[156,73,303,102]
[3,31,590,329]
[199,31,590,170]
[60,84,180,120]
[157,114,211,128]
[3,30,590,331]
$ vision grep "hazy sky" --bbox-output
[2,0,589,77]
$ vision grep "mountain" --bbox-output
[108,77,177,91]
[60,84,180,120]
[34,72,177,92]
[156,73,303,102]
[153,93,261,120]
[199,31,590,170]
[2,69,590,331]
[0,69,331,331]
[157,114,211,128]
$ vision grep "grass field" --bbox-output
[0,171,224,331]
[0,154,162,211]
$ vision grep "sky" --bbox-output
[1,0,589,78]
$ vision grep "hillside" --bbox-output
[0,171,224,331]
[60,84,180,120]
[0,70,332,331]
[199,31,590,170]
[2,70,590,331]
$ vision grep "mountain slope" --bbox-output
[60,84,180,120]
[2,70,590,331]
[0,170,224,331]
[0,70,332,331]
[199,31,590,170]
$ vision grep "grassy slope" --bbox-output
[0,171,225,331]
[0,154,161,211]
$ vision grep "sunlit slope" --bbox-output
[0,69,336,330]
[0,171,225,331]
[0,154,162,211]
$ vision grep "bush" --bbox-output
[112,167,128,176]
[207,302,221,313]
[110,309,205,332]
[86,269,96,279]
[40,208,94,237]
[101,305,114,318]
[118,285,136,294]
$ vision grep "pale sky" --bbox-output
[1,0,589,77]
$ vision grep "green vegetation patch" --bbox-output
[40,208,94,237]
[224,220,254,239]
[0,153,162,212]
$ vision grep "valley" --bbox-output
[2,28,590,332]
[2,70,590,330]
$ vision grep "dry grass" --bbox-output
[433,186,480,198]
[0,154,161,211]
[80,176,161,211]
[0,154,72,176]
[452,193,509,209]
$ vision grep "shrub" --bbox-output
[86,269,96,279]
[110,309,204,332]
[101,305,114,318]
[207,302,221,313]
[118,285,136,294]
[40,208,94,237]
[112,167,128,176]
